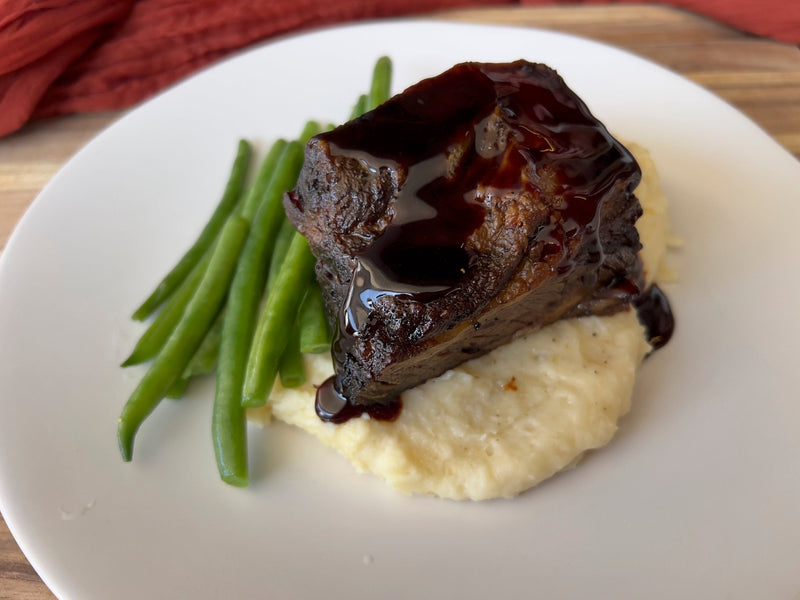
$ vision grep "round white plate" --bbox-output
[1,20,799,600]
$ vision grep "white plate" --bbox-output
[1,20,799,600]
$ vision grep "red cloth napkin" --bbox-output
[1,0,798,138]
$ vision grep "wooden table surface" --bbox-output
[1,5,798,599]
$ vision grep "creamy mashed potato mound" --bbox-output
[249,144,669,500]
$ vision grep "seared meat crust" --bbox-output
[285,61,643,407]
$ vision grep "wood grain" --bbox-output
[0,6,798,599]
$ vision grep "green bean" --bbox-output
[164,376,189,399]
[118,216,249,462]
[367,56,392,111]
[161,304,223,398]
[121,249,213,366]
[266,218,296,291]
[122,140,289,367]
[131,140,252,321]
[242,232,316,408]
[278,322,305,388]
[212,134,313,486]
[268,222,309,386]
[239,139,289,222]
[299,120,321,144]
[349,94,368,120]
[298,281,331,354]
[182,308,225,378]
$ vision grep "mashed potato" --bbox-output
[249,144,669,500]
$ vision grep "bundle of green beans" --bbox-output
[117,56,393,487]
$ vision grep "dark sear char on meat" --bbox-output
[285,60,653,423]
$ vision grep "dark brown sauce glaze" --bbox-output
[313,61,646,423]
[634,284,675,350]
[316,378,402,424]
